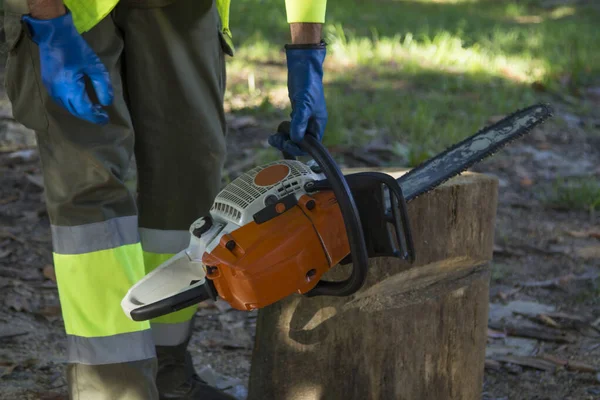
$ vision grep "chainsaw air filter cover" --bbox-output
[210,160,325,226]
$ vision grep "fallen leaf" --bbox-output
[565,230,600,239]
[496,288,522,301]
[519,177,534,187]
[575,245,600,260]
[536,314,561,329]
[36,306,62,318]
[0,195,19,205]
[43,265,56,282]
[488,328,507,339]
[566,361,598,373]
[0,362,16,377]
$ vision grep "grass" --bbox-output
[542,177,600,215]
[225,0,600,165]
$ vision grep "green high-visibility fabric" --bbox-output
[65,0,326,34]
[54,243,151,337]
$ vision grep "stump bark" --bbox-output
[247,170,498,400]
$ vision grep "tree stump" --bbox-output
[247,170,498,400]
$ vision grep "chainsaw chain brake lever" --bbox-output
[277,121,370,297]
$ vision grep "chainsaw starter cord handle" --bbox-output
[276,121,369,297]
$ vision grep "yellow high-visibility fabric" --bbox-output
[64,0,118,33]
[143,252,198,324]
[54,243,150,337]
[285,0,327,23]
[65,0,326,34]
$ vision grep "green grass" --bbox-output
[542,177,600,215]
[226,0,600,165]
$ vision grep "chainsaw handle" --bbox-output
[276,122,369,297]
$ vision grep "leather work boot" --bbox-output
[155,340,236,400]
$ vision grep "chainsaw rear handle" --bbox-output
[277,121,369,297]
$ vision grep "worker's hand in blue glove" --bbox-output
[268,42,327,156]
[22,10,113,125]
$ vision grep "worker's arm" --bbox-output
[27,0,66,19]
[269,0,328,156]
[22,0,113,124]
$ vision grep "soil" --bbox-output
[1,73,599,399]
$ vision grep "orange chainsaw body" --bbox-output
[202,192,350,311]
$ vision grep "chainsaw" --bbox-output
[121,103,552,321]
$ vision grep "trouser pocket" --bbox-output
[3,11,50,132]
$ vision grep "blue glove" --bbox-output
[22,10,113,125]
[269,42,328,156]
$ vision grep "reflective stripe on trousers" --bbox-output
[52,216,155,364]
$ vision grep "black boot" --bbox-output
[155,339,236,400]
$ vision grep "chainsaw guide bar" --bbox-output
[398,103,553,202]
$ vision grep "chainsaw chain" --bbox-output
[397,103,554,202]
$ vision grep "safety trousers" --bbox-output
[4,0,227,398]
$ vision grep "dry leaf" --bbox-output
[520,177,534,187]
[488,328,507,339]
[37,306,62,318]
[0,195,19,206]
[0,362,16,377]
[537,314,561,329]
[43,265,56,282]
[575,245,600,260]
[566,230,600,240]
[566,360,598,373]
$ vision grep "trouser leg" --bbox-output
[118,0,227,348]
[4,9,158,400]
[115,0,228,396]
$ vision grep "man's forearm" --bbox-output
[27,0,66,19]
[290,23,322,44]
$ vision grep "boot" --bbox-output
[155,339,237,400]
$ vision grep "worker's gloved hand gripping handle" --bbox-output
[21,10,113,125]
[277,122,370,297]
[269,42,327,156]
